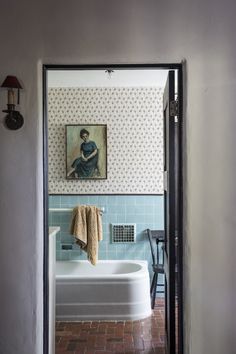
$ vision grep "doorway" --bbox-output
[43,64,183,354]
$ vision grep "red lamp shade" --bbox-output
[1,76,23,105]
[1,76,24,130]
[1,75,22,89]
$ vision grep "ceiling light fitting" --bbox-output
[105,69,114,79]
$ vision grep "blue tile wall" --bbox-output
[49,195,164,292]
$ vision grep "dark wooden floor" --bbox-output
[55,298,165,353]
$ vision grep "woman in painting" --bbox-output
[67,129,99,178]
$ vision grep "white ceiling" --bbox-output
[48,69,169,88]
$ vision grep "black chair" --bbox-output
[147,229,165,309]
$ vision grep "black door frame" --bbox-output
[42,63,184,354]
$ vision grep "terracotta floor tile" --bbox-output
[55,299,165,354]
[107,327,115,335]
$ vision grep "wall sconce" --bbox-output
[1,75,24,130]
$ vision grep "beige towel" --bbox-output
[70,205,103,265]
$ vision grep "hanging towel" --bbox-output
[70,205,103,265]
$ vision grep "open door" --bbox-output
[163,70,180,354]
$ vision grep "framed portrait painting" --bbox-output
[66,124,107,180]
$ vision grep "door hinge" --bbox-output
[163,170,168,191]
[175,231,178,246]
[170,100,179,118]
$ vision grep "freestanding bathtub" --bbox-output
[56,260,152,321]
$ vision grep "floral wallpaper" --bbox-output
[48,87,164,194]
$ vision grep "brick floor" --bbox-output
[55,298,165,354]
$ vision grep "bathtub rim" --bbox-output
[56,259,149,281]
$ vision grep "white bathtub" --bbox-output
[56,260,152,321]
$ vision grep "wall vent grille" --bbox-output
[111,223,136,243]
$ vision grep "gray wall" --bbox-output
[1,0,236,353]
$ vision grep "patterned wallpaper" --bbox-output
[48,87,164,194]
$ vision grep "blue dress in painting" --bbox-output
[72,141,98,178]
